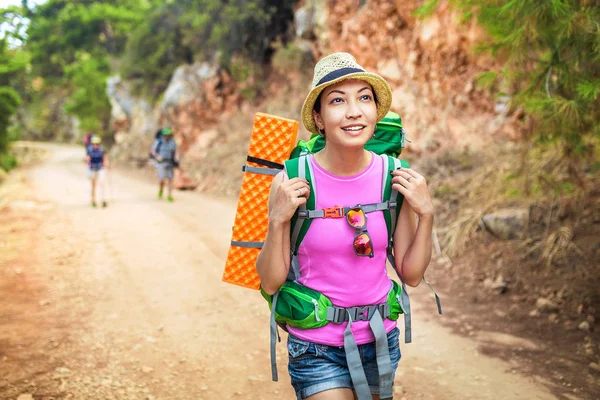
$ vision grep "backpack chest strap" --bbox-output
[298,201,397,220]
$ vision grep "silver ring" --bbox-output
[297,188,302,196]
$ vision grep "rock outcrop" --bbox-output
[108,0,523,196]
[107,59,241,189]
[314,0,520,154]
[482,208,530,240]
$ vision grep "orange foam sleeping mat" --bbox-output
[222,113,299,290]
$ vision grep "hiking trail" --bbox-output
[0,143,559,400]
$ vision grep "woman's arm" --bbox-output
[391,167,434,287]
[256,171,310,295]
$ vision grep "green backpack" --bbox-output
[259,111,442,400]
[289,110,406,158]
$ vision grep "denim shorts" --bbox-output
[287,327,401,399]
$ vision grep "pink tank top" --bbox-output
[287,152,396,346]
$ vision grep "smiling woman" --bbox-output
[256,52,436,400]
[310,79,379,174]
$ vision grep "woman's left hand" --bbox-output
[391,168,434,218]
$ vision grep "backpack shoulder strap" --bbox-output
[380,154,414,343]
[269,155,315,382]
[284,155,316,258]
[380,155,409,242]
[381,155,442,343]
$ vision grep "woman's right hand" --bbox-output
[258,173,304,294]
[268,175,310,226]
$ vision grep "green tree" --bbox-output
[0,5,29,169]
[0,44,27,169]
[2,0,298,142]
[22,0,148,136]
[26,0,146,80]
[419,0,600,165]
[64,52,111,131]
[120,0,297,96]
[119,2,192,96]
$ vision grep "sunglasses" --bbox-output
[346,206,374,258]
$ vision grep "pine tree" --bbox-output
[421,0,600,169]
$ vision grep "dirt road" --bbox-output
[0,144,561,399]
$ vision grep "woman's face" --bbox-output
[312,79,377,149]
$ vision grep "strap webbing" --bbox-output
[342,308,393,400]
[371,309,393,399]
[299,201,396,220]
[242,165,280,176]
[423,276,443,315]
[381,155,390,232]
[384,156,412,343]
[389,157,401,235]
[327,301,394,398]
[387,249,412,343]
[289,254,301,282]
[290,156,307,254]
[269,156,308,383]
[343,313,372,400]
[230,240,263,248]
[247,155,284,170]
[269,292,280,381]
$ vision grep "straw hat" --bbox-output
[301,52,392,134]
[91,135,101,144]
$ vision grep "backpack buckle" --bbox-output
[354,306,372,321]
[323,206,344,218]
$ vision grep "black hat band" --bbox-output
[316,67,365,86]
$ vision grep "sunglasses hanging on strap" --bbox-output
[297,202,397,258]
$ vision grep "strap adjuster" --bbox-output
[323,206,344,219]
[353,306,373,322]
[327,303,391,324]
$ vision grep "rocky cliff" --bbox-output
[108,0,520,194]
[320,0,520,152]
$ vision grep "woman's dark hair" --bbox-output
[313,93,323,114]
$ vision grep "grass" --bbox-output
[428,139,597,262]
[0,153,17,172]
[434,184,456,198]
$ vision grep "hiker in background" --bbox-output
[150,127,178,202]
[256,53,435,399]
[85,135,109,208]
[84,132,93,152]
